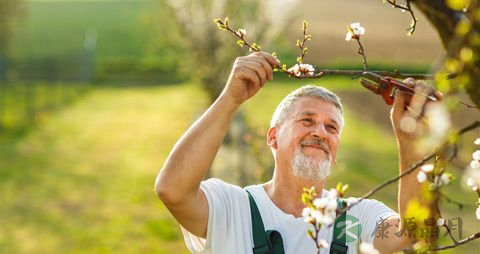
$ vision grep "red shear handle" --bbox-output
[384,77,440,106]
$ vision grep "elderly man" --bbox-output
[155,52,436,253]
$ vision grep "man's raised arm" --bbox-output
[155,52,279,238]
[374,79,443,253]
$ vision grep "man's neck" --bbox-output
[263,169,325,218]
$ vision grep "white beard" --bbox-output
[291,147,331,181]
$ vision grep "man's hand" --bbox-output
[390,78,444,147]
[220,52,280,106]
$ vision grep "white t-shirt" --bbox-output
[181,178,397,254]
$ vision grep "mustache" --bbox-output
[300,138,330,153]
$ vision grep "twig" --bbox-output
[338,121,480,215]
[385,0,418,35]
[296,21,311,64]
[435,206,459,244]
[438,192,470,209]
[460,101,479,108]
[356,39,368,70]
[430,232,480,250]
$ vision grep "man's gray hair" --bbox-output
[270,85,344,128]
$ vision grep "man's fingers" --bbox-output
[251,52,281,68]
[434,90,444,100]
[402,78,415,88]
[238,66,261,89]
[409,80,435,117]
[253,57,274,80]
[238,59,267,84]
[243,55,273,80]
[392,90,408,119]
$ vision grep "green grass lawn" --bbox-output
[0,79,478,253]
[0,82,87,132]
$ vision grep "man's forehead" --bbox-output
[289,97,342,122]
[291,97,339,113]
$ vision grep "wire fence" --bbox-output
[0,30,96,135]
[0,82,89,134]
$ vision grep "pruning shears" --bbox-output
[359,71,441,105]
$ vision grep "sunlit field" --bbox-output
[1,79,478,253]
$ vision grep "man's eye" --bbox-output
[327,125,338,132]
[302,118,313,123]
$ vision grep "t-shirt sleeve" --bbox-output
[181,178,244,253]
[349,198,398,244]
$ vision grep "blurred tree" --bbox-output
[0,0,23,81]
[159,0,298,102]
[411,0,480,108]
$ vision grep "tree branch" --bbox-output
[385,0,418,35]
[340,120,480,213]
[430,232,480,250]
[214,17,444,80]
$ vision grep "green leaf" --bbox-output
[236,40,244,47]
[307,229,314,238]
[301,193,310,205]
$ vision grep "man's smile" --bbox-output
[300,143,330,155]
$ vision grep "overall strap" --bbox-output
[245,189,285,254]
[330,198,348,254]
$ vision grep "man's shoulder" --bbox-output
[200,178,249,200]
[343,196,398,220]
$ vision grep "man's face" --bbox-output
[273,97,342,181]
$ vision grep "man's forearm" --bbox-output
[155,94,240,203]
[397,143,426,218]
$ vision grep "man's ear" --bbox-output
[332,159,337,167]
[267,126,277,149]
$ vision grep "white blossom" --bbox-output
[326,199,338,212]
[345,22,365,41]
[467,177,480,191]
[360,242,379,254]
[328,188,338,199]
[437,218,445,226]
[318,214,335,225]
[417,171,427,183]
[350,23,365,35]
[318,239,329,248]
[236,28,247,37]
[440,173,450,185]
[474,138,480,145]
[477,207,480,220]
[421,164,434,173]
[345,32,353,41]
[471,160,480,169]
[473,150,480,161]
[467,177,476,186]
[287,63,315,77]
[313,198,327,209]
[302,207,311,217]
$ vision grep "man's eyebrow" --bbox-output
[299,111,316,116]
[299,111,340,126]
[329,119,340,127]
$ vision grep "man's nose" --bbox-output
[311,123,327,140]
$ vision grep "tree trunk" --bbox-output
[412,0,480,108]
